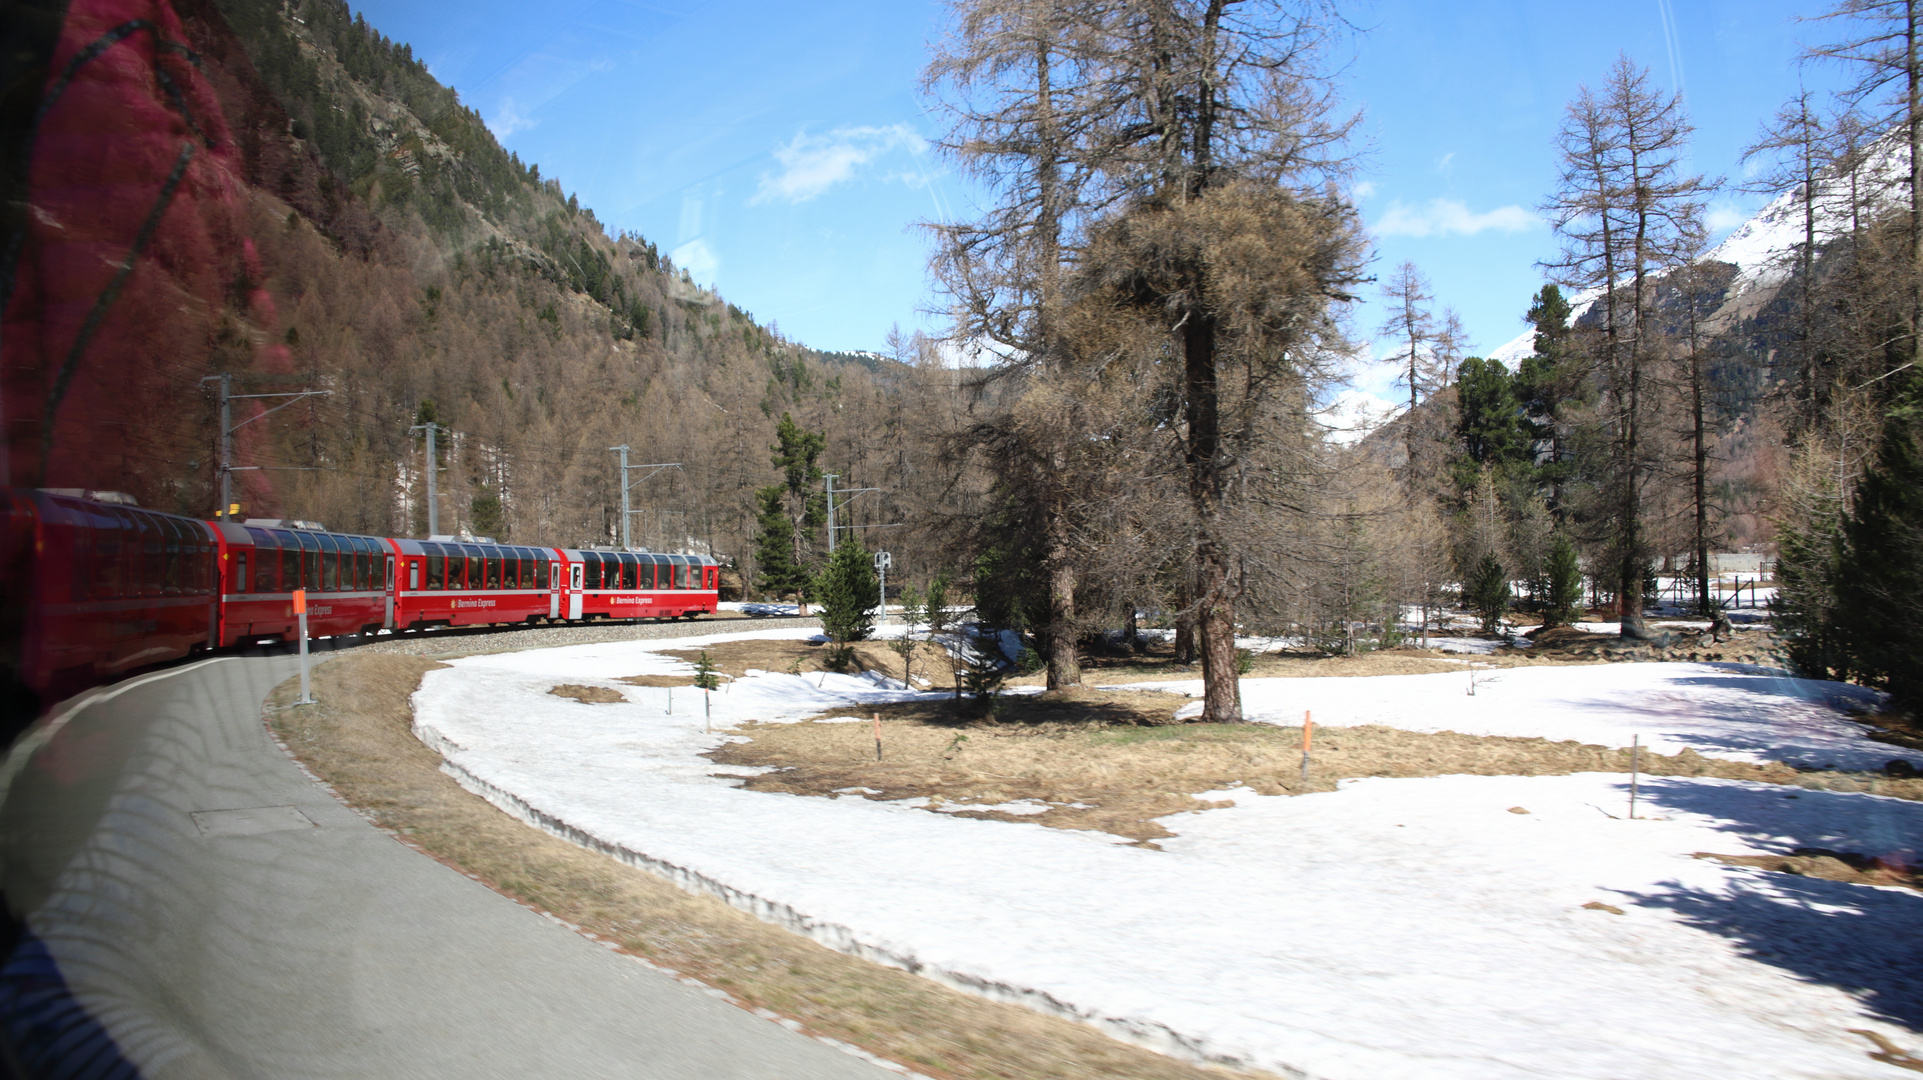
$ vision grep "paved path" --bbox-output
[0,654,887,1080]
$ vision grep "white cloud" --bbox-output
[1706,203,1749,233]
[671,238,719,283]
[1351,180,1377,199]
[486,98,536,138]
[1436,152,1456,173]
[1372,199,1538,238]
[751,125,924,205]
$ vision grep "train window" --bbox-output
[678,561,693,590]
[297,531,320,592]
[484,554,500,590]
[614,553,632,590]
[580,552,600,590]
[160,517,179,595]
[247,529,272,592]
[316,533,338,591]
[126,510,156,596]
[519,555,534,588]
[271,531,294,592]
[465,547,483,591]
[357,538,375,590]
[234,552,248,595]
[536,559,550,590]
[86,506,116,598]
[171,518,190,594]
[425,544,445,590]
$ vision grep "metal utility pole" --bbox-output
[608,446,680,549]
[411,421,447,536]
[202,375,330,521]
[824,474,836,553]
[824,474,883,553]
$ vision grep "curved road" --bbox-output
[0,653,886,1079]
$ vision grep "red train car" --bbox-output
[559,548,719,621]
[211,521,397,645]
[2,489,219,704]
[388,543,718,628]
[390,540,560,630]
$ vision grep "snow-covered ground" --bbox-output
[411,628,1921,1080]
[1124,661,1889,771]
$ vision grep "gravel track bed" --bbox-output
[335,616,822,661]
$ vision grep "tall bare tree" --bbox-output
[1806,0,1923,378]
[1542,53,1714,639]
[1069,0,1365,720]
[927,0,1109,689]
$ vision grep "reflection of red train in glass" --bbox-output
[1,488,719,717]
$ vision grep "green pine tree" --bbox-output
[1466,553,1512,635]
[814,541,879,662]
[1834,399,1923,712]
[752,485,805,599]
[1454,357,1532,488]
[1543,533,1584,629]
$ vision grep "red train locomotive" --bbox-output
[0,489,721,721]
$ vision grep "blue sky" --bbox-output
[353,0,1853,401]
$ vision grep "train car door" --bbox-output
[549,557,561,619]
[384,551,396,628]
[567,560,583,620]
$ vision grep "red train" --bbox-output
[1,488,720,719]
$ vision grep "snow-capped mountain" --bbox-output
[1489,128,1910,366]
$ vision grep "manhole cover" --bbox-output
[191,805,317,837]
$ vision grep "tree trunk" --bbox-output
[1183,307,1241,721]
[1692,346,1711,616]
[1044,536,1082,689]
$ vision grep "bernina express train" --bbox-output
[0,488,720,718]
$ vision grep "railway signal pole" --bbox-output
[202,375,331,521]
[823,474,892,554]
[411,421,448,536]
[608,446,680,549]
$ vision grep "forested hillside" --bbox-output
[4,0,963,591]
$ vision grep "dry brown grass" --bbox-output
[1694,850,1922,891]
[548,683,626,703]
[713,692,1923,847]
[270,653,1274,1080]
[616,673,702,688]
[661,637,957,686]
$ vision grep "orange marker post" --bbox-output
[1299,710,1313,783]
[292,588,315,705]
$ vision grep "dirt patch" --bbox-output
[272,653,1265,1080]
[548,683,626,704]
[1695,849,1922,891]
[709,697,1867,846]
[660,637,956,688]
[617,674,702,688]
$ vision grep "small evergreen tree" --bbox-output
[814,542,879,666]
[693,651,720,691]
[1543,533,1584,629]
[1834,401,1923,712]
[1466,553,1512,634]
[891,584,925,685]
[924,572,952,638]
